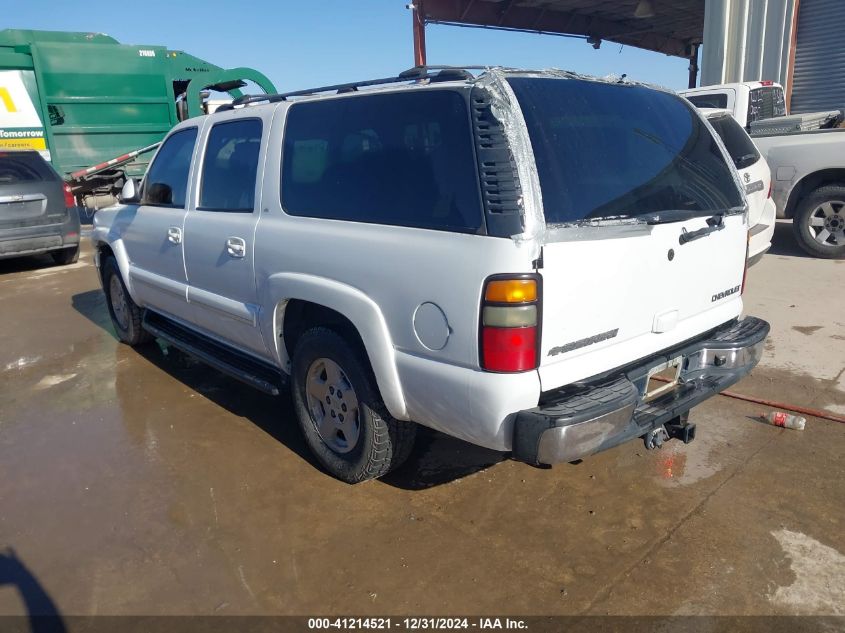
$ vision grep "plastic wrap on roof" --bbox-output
[471,68,546,248]
[470,67,749,246]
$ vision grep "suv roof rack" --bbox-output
[215,66,484,112]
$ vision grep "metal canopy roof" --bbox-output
[418,0,705,58]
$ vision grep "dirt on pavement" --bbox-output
[0,223,842,618]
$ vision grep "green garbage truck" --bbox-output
[0,29,276,209]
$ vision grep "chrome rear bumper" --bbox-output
[512,316,770,466]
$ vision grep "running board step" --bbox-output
[142,311,283,396]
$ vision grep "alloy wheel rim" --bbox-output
[109,275,130,331]
[808,200,845,246]
[304,357,360,454]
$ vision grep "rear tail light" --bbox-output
[484,279,538,303]
[63,183,75,208]
[767,180,773,198]
[480,275,541,372]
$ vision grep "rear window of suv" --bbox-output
[508,77,744,224]
[707,114,761,170]
[0,151,56,184]
[281,90,483,233]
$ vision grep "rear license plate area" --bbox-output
[643,356,683,402]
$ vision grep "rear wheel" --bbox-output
[793,185,845,259]
[51,245,79,266]
[102,257,152,346]
[291,327,416,483]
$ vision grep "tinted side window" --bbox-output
[708,115,760,170]
[281,90,483,233]
[686,94,728,109]
[199,119,262,212]
[141,128,197,208]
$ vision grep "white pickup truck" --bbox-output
[92,67,769,482]
[681,81,787,129]
[683,81,845,258]
[753,129,845,258]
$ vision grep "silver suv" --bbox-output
[92,67,769,483]
[1,150,80,265]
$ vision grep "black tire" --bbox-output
[291,327,416,483]
[102,257,152,347]
[792,185,845,259]
[51,245,79,265]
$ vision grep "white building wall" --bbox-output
[701,0,796,87]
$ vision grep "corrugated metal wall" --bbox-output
[701,0,796,87]
[790,0,845,113]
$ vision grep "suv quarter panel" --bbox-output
[255,100,536,424]
[264,272,410,421]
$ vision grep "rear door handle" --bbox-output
[167,226,182,244]
[226,237,246,258]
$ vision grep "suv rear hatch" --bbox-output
[507,77,748,391]
[0,151,67,229]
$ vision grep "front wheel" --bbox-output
[792,185,845,259]
[291,327,416,483]
[102,257,152,346]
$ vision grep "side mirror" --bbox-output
[120,178,140,203]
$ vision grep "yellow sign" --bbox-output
[0,71,48,159]
[0,87,17,113]
[0,137,46,150]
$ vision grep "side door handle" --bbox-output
[226,237,246,258]
[167,226,182,244]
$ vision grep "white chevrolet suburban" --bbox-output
[92,67,769,483]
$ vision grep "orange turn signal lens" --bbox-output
[485,279,537,303]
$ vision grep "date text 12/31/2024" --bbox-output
[308,618,528,630]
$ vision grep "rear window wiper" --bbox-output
[578,209,736,227]
[641,209,717,225]
[678,214,725,244]
[639,210,726,243]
